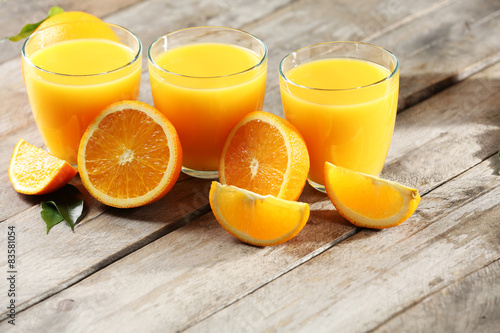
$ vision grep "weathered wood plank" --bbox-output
[2,0,498,140]
[0,0,147,64]
[0,0,498,327]
[186,156,500,332]
[0,186,356,331]
[0,0,294,137]
[103,0,295,54]
[372,259,500,333]
[2,0,482,142]
[0,0,482,224]
[256,0,500,115]
[4,0,499,222]
[374,0,500,110]
[0,174,211,321]
[0,0,294,135]
[383,61,500,189]
[0,0,296,221]
[4,47,499,331]
[0,69,156,223]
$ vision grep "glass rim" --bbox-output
[147,26,268,80]
[21,22,142,78]
[279,41,399,92]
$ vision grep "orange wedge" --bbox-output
[219,111,309,201]
[78,100,182,208]
[209,181,310,246]
[8,139,77,195]
[324,162,420,229]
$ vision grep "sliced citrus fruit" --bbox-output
[324,162,420,229]
[219,111,309,201]
[209,181,310,246]
[8,139,77,195]
[78,100,182,208]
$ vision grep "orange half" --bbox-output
[219,111,309,201]
[78,100,182,208]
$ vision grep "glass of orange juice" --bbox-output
[22,22,142,166]
[279,41,399,192]
[148,26,268,179]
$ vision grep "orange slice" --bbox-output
[78,100,182,208]
[209,181,310,246]
[324,162,421,229]
[8,139,77,195]
[219,111,309,201]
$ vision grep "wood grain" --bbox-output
[1,0,496,222]
[372,259,500,333]
[0,175,211,321]
[0,0,147,64]
[0,0,296,222]
[383,57,500,191]
[257,0,500,115]
[3,42,499,331]
[186,156,500,332]
[1,0,499,331]
[382,0,500,110]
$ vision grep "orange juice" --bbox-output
[23,38,141,165]
[280,57,399,188]
[149,40,267,178]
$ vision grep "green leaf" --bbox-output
[46,6,65,17]
[5,6,64,42]
[40,184,85,233]
[53,184,85,230]
[41,201,64,234]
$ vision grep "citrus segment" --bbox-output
[324,162,420,229]
[8,139,77,195]
[209,181,310,246]
[78,100,182,208]
[219,111,309,201]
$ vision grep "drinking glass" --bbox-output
[279,41,399,192]
[22,22,142,166]
[148,26,268,179]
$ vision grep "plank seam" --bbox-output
[0,203,212,323]
[420,150,499,197]
[238,0,304,30]
[178,227,361,332]
[365,256,500,333]
[178,152,499,331]
[361,0,458,43]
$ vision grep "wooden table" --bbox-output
[1,0,499,331]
